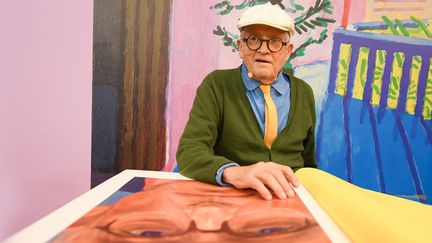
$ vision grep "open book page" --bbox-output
[7,170,348,243]
[296,168,432,243]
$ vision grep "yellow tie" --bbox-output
[259,84,278,148]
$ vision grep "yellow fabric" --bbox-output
[296,168,432,243]
[259,84,278,148]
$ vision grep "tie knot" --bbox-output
[259,84,271,94]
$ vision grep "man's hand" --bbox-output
[222,162,300,200]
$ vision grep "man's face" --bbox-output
[53,179,329,242]
[237,24,293,84]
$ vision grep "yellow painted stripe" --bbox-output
[353,47,370,100]
[406,56,422,115]
[423,60,432,120]
[336,44,352,96]
[388,52,405,109]
[371,50,386,105]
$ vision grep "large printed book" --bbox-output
[6,170,349,243]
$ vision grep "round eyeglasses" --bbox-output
[243,35,288,52]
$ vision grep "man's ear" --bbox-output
[237,39,244,59]
[284,43,294,62]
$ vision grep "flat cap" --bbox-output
[237,3,295,36]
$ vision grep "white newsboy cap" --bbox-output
[237,3,295,36]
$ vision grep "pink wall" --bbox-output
[165,0,225,171]
[0,1,92,240]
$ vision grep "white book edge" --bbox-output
[294,184,350,242]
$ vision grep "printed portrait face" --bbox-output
[52,179,330,242]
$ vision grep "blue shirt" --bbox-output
[241,65,291,136]
[215,64,291,186]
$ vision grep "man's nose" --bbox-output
[189,206,228,231]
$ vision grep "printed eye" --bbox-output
[227,211,312,237]
[121,225,184,238]
[109,217,189,238]
[128,229,163,237]
[255,225,303,235]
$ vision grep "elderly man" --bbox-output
[177,3,316,201]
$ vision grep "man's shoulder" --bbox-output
[206,66,241,79]
[201,66,242,89]
[284,72,313,94]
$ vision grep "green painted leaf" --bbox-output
[360,59,367,85]
[323,8,333,14]
[395,19,410,37]
[410,16,432,39]
[299,24,308,32]
[341,60,348,69]
[316,17,336,23]
[395,53,404,68]
[381,16,400,35]
[391,77,400,89]
[378,50,385,64]
[295,16,303,21]
[373,85,381,95]
[293,4,304,11]
[304,21,315,29]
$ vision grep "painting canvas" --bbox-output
[45,171,346,242]
[92,0,432,204]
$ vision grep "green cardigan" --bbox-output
[177,66,317,184]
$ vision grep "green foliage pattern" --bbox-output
[211,0,336,71]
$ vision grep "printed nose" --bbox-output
[190,206,227,231]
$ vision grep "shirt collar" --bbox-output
[241,64,288,95]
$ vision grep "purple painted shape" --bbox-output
[346,46,360,98]
[415,58,431,117]
[393,111,425,199]
[328,35,342,93]
[380,53,395,108]
[334,29,432,54]
[420,119,432,144]
[332,29,432,104]
[328,30,432,103]
[363,48,377,104]
[368,104,386,192]
[397,54,413,113]
[342,97,352,182]
[352,20,426,32]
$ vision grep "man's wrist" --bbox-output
[215,162,240,186]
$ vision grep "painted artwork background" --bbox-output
[92,0,432,204]
[165,0,344,171]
